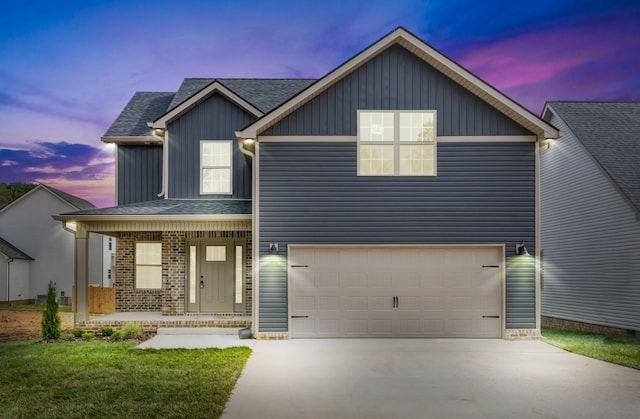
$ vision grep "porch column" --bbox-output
[75,224,89,322]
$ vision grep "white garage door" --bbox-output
[289,246,503,338]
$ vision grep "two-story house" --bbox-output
[56,27,559,339]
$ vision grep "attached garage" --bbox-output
[289,246,504,338]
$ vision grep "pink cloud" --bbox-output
[454,11,640,113]
[35,172,116,209]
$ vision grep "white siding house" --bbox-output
[0,185,113,303]
[541,102,640,334]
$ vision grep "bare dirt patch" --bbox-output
[0,311,74,342]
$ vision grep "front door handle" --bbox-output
[392,296,399,308]
[199,280,204,289]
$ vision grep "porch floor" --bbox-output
[76,312,252,332]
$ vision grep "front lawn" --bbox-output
[542,328,640,370]
[0,340,251,418]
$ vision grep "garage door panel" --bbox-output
[290,246,502,338]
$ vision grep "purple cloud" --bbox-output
[0,141,115,207]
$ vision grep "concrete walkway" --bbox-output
[221,339,640,419]
[136,328,256,349]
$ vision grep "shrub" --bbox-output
[100,327,115,337]
[119,324,143,340]
[81,333,94,341]
[41,281,61,340]
[71,328,84,338]
[111,331,121,339]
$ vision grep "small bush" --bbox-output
[119,324,143,340]
[71,328,84,338]
[41,281,61,340]
[111,331,121,339]
[100,327,115,337]
[81,333,94,341]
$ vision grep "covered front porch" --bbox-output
[76,311,252,333]
[53,199,254,328]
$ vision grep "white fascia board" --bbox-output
[239,27,560,141]
[150,81,264,129]
[101,136,163,145]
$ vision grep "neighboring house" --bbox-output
[0,184,113,303]
[56,27,560,339]
[541,102,640,334]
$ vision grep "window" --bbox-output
[201,141,232,194]
[135,242,162,289]
[358,110,436,176]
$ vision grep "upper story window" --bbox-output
[358,110,436,176]
[201,141,232,194]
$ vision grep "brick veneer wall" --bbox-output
[115,230,252,315]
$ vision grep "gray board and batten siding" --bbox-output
[541,108,640,331]
[168,92,255,200]
[264,44,531,137]
[257,44,538,333]
[117,145,163,205]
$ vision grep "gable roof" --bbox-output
[0,184,95,215]
[237,27,560,141]
[543,101,640,214]
[0,236,33,260]
[168,79,317,113]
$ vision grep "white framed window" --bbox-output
[135,242,162,289]
[201,141,232,194]
[358,110,436,176]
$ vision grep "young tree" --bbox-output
[41,281,61,340]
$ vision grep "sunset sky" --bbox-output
[1,0,639,208]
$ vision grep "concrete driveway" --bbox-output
[222,339,640,419]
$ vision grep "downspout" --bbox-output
[153,129,167,198]
[6,258,13,305]
[237,135,257,335]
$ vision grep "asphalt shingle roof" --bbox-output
[168,78,316,113]
[548,102,640,212]
[104,92,176,137]
[42,185,95,210]
[104,79,315,138]
[0,236,33,260]
[61,199,251,216]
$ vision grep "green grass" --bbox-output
[542,328,640,370]
[0,304,72,312]
[0,340,252,418]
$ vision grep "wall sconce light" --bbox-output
[269,243,279,254]
[515,242,529,256]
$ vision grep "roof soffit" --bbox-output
[237,27,560,140]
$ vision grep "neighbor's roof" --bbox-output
[545,101,640,213]
[0,184,95,215]
[0,236,33,260]
[54,199,251,222]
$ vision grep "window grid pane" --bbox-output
[399,145,435,175]
[360,112,394,142]
[399,112,435,142]
[359,145,394,175]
